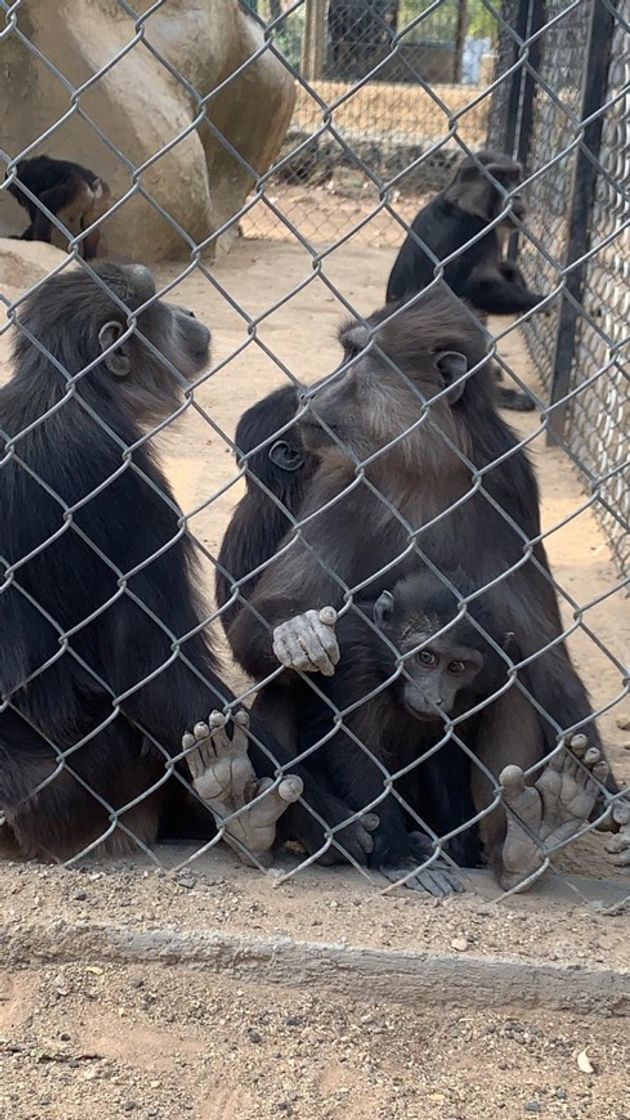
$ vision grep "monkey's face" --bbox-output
[300,317,474,464]
[93,265,211,424]
[400,630,484,720]
[447,153,527,226]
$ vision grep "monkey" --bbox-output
[0,262,374,866]
[6,155,111,259]
[386,150,548,413]
[216,383,318,633]
[224,287,622,892]
[288,568,520,893]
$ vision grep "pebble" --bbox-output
[73,892,88,902]
[247,1028,263,1045]
[450,937,469,952]
[121,1102,136,1113]
[524,1103,542,1113]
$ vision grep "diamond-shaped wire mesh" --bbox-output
[0,0,628,913]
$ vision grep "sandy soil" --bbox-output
[2,957,630,1120]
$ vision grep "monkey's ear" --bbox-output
[374,590,394,627]
[98,320,130,378]
[435,350,468,403]
[341,324,370,356]
[268,440,304,472]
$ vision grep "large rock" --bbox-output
[0,1,295,261]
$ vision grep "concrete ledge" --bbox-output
[3,918,628,1019]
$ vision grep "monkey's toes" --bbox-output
[278,775,304,803]
[605,825,630,866]
[499,764,527,798]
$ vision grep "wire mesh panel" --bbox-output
[0,0,628,914]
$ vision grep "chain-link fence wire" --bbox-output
[0,0,628,909]
[241,1,494,246]
[487,0,629,582]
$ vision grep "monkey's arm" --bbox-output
[464,277,546,315]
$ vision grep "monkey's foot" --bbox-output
[374,832,463,899]
[183,711,303,867]
[499,734,609,890]
[604,798,630,868]
[273,607,339,676]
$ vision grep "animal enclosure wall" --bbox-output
[0,0,628,914]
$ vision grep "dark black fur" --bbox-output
[0,264,364,862]
[292,569,519,875]
[224,288,617,885]
[386,150,546,413]
[216,384,317,632]
[6,155,109,259]
[386,150,545,313]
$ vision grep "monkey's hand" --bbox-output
[183,710,303,867]
[604,798,630,868]
[272,607,339,676]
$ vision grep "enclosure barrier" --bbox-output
[0,0,628,912]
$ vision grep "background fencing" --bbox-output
[0,0,628,907]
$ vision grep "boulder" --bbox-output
[0,0,295,261]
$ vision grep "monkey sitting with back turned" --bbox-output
[6,154,110,259]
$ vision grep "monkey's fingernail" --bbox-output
[362,813,380,831]
[209,711,226,729]
[612,800,630,826]
[570,734,588,755]
[234,710,250,726]
[319,606,337,626]
[194,722,210,739]
[182,733,195,751]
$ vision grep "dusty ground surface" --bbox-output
[1,854,630,1120]
[1,235,629,1119]
[2,954,629,1120]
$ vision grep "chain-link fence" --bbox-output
[0,0,628,915]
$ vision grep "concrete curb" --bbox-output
[3,919,629,1018]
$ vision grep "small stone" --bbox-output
[450,937,469,952]
[121,1103,136,1113]
[616,715,630,731]
[524,1103,542,1114]
[247,1028,262,1045]
[285,1016,301,1027]
[59,1032,71,1042]
[73,891,88,902]
[177,874,196,890]
[277,1104,292,1115]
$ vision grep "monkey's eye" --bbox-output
[448,660,467,675]
[417,650,438,667]
[268,440,304,472]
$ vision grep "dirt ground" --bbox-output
[1,235,629,1119]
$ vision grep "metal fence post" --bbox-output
[505,0,545,261]
[301,0,328,81]
[547,0,617,445]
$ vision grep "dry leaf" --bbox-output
[577,1049,595,1074]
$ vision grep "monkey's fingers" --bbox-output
[604,825,630,867]
[273,610,339,676]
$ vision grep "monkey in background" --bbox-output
[6,155,110,259]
